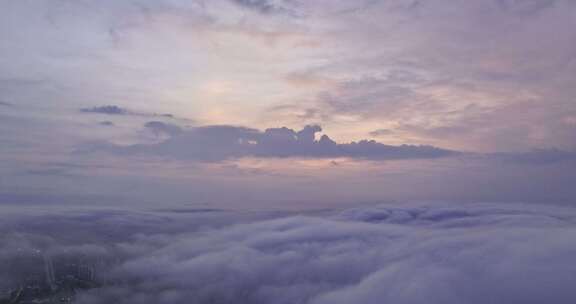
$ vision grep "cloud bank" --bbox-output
[2,201,576,304]
[88,124,457,161]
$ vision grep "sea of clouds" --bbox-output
[2,201,576,304]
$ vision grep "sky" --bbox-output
[1,0,576,207]
[2,1,576,303]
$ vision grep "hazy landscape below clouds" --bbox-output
[2,201,576,304]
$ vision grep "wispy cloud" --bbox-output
[80,105,178,119]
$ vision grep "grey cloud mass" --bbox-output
[81,105,129,115]
[99,121,115,126]
[144,121,183,137]
[231,0,294,14]
[88,124,457,161]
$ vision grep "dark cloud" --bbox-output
[87,124,457,161]
[99,121,115,126]
[144,121,183,137]
[0,101,12,106]
[232,0,277,12]
[2,202,576,304]
[80,105,183,121]
[80,105,129,115]
[231,0,295,15]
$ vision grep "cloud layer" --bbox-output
[2,201,576,304]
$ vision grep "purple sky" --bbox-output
[1,0,576,208]
[2,3,576,303]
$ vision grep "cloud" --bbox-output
[81,105,129,115]
[80,105,182,120]
[231,0,296,15]
[24,168,77,177]
[369,129,395,137]
[99,121,115,126]
[274,0,576,151]
[491,149,576,165]
[86,124,457,161]
[497,0,557,15]
[2,201,576,304]
[144,121,183,137]
[0,101,12,106]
